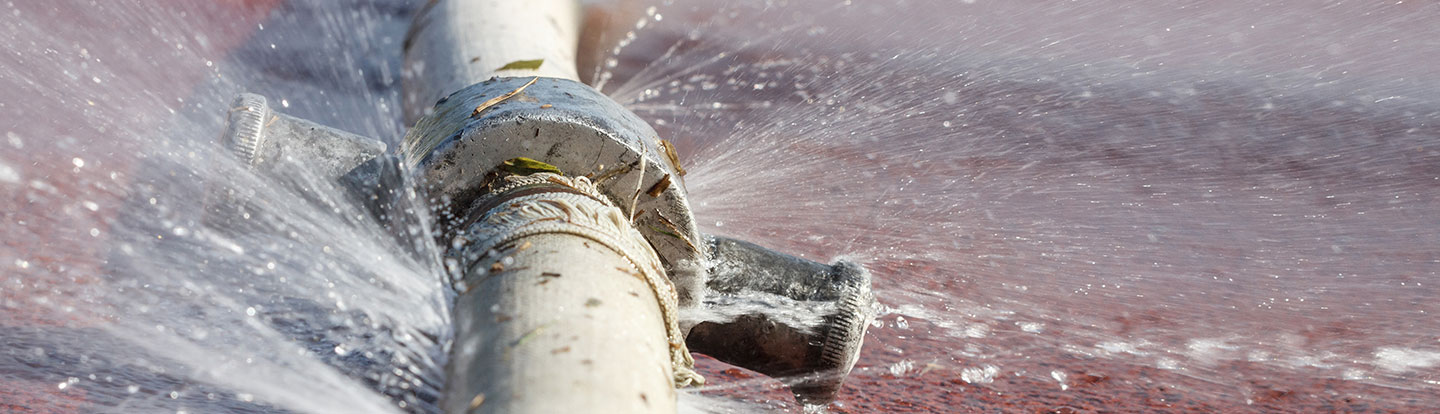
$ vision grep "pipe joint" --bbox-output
[403,76,707,305]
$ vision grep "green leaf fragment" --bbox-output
[497,59,545,71]
[499,157,564,176]
[647,225,682,240]
[510,323,551,349]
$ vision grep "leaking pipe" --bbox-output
[402,1,691,413]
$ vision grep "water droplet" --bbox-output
[6,131,23,148]
[245,307,256,316]
[960,365,999,384]
[0,161,19,184]
[942,91,958,104]
[888,359,914,375]
[1018,321,1044,333]
[71,157,84,168]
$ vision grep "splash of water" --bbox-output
[593,0,1440,411]
[5,0,1440,413]
[2,1,446,412]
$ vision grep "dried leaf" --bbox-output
[499,157,564,176]
[496,58,544,71]
[645,174,672,197]
[659,139,687,176]
[472,76,538,118]
[591,162,634,183]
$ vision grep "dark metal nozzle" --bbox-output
[687,236,876,405]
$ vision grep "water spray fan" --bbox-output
[216,1,875,412]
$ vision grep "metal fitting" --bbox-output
[222,93,387,179]
[401,76,707,305]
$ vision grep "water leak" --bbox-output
[4,0,1440,413]
[589,0,1440,412]
[3,1,445,413]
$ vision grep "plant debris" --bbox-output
[659,139,687,176]
[590,162,634,183]
[499,157,564,176]
[510,323,551,350]
[651,209,699,252]
[645,174,671,197]
[472,76,538,118]
[496,58,544,71]
[630,147,649,222]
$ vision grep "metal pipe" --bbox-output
[399,2,693,412]
[442,177,677,413]
[216,1,878,410]
[402,0,582,122]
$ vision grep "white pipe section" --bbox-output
[442,174,683,413]
[403,0,582,122]
[402,3,687,412]
[445,236,676,414]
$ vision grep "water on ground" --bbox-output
[3,0,1439,412]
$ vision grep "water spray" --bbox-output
[217,0,875,411]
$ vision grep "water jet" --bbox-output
[214,0,876,411]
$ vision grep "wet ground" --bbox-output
[4,0,1440,413]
